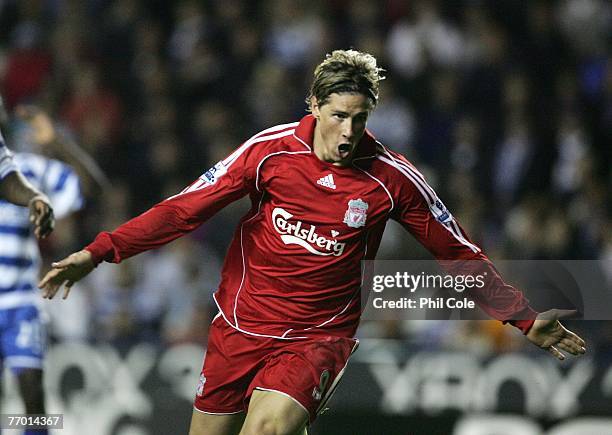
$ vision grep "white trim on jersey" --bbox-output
[213,294,308,340]
[234,192,266,330]
[378,155,433,203]
[376,149,481,253]
[170,129,298,200]
[223,122,299,167]
[224,185,309,340]
[302,289,359,332]
[292,132,312,151]
[352,159,394,211]
[390,156,438,202]
[255,149,310,192]
[231,197,313,339]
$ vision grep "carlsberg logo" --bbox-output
[272,208,346,257]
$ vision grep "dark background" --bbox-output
[0,1,610,434]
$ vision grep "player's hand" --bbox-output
[38,250,95,300]
[28,194,54,239]
[15,105,57,146]
[526,309,586,360]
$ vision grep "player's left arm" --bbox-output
[387,152,585,358]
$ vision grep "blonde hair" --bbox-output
[306,49,385,111]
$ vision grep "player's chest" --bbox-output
[259,155,390,234]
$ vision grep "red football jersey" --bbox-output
[86,115,536,339]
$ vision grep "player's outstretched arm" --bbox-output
[38,250,95,300]
[525,309,586,360]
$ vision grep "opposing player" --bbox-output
[0,102,106,434]
[38,50,586,435]
[0,132,54,240]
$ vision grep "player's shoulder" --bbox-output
[246,121,300,148]
[13,152,48,172]
[228,120,303,165]
[15,152,70,172]
[362,142,434,202]
[369,143,418,179]
[17,152,76,182]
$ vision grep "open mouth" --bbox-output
[338,143,352,159]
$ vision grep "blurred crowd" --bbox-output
[0,0,610,357]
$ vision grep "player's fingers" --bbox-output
[547,345,565,361]
[32,217,43,238]
[34,201,51,221]
[39,208,53,229]
[558,338,585,355]
[38,272,55,289]
[562,333,586,352]
[32,204,44,226]
[38,268,64,288]
[29,201,54,239]
[38,214,55,239]
[564,330,586,349]
[41,282,61,299]
[62,282,74,299]
[35,219,48,239]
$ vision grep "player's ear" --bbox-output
[311,96,320,118]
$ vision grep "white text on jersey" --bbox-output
[272,208,346,257]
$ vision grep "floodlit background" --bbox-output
[0,1,610,434]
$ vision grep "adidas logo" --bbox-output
[317,174,336,190]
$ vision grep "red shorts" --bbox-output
[193,314,358,422]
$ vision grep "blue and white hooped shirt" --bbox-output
[0,152,83,309]
[0,131,18,180]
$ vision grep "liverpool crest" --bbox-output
[343,199,368,228]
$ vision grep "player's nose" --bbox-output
[341,120,354,141]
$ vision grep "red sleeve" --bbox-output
[387,153,536,333]
[86,142,262,265]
